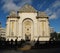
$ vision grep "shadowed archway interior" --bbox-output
[22,18,34,41]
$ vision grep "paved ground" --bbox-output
[0,41,60,53]
[0,48,60,53]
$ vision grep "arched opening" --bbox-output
[22,18,34,41]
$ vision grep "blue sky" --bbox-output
[0,0,60,32]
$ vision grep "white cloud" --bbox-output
[1,0,32,13]
[52,0,60,8]
[49,13,57,19]
[37,1,46,10]
[2,2,20,12]
[45,0,60,19]
[56,9,60,17]
[45,8,53,16]
[45,8,57,19]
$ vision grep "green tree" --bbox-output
[50,32,58,41]
[57,33,60,40]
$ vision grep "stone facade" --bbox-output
[6,4,50,41]
[0,23,6,38]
